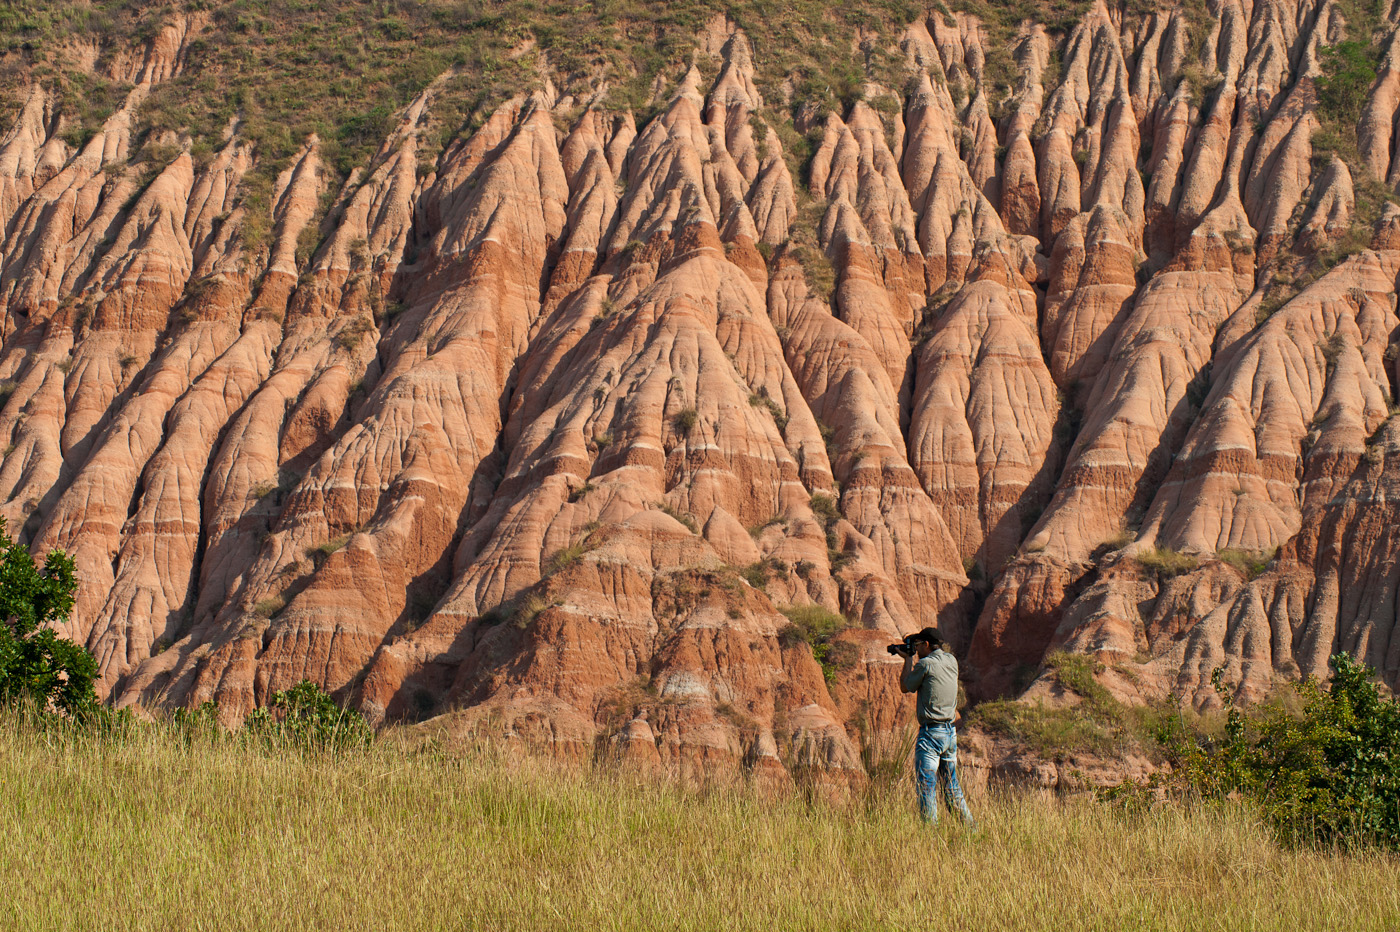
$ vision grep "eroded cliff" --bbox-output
[3,0,1399,775]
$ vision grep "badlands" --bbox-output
[1,0,1396,775]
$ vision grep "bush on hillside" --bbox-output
[0,519,93,715]
[1107,655,1400,851]
[1216,547,1275,580]
[1317,41,1380,128]
[778,604,855,685]
[244,680,373,752]
[969,652,1179,758]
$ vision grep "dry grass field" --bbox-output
[1,710,1396,932]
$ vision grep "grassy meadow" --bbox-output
[1,710,1396,932]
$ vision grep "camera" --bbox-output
[886,630,943,656]
[886,634,918,656]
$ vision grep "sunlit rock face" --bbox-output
[4,2,1399,774]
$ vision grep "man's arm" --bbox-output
[899,652,921,693]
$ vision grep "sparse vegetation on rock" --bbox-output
[777,604,854,684]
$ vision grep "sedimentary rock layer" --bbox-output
[4,1,1400,772]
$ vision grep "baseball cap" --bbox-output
[912,627,943,646]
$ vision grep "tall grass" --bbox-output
[1,708,1396,931]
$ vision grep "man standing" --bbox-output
[898,627,974,825]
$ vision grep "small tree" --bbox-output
[1236,654,1400,849]
[0,518,93,714]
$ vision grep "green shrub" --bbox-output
[747,515,786,538]
[788,239,836,301]
[1110,656,1400,851]
[1176,63,1223,104]
[777,604,853,685]
[656,502,697,534]
[335,316,376,352]
[251,595,286,618]
[969,698,1121,756]
[244,680,372,753]
[0,519,92,715]
[807,492,852,572]
[738,557,788,590]
[748,389,789,432]
[817,421,837,462]
[1045,651,1113,708]
[310,533,353,558]
[545,543,588,575]
[809,493,841,525]
[740,561,770,590]
[172,700,223,744]
[970,651,1182,759]
[672,408,699,435]
[1317,41,1379,128]
[1094,529,1134,557]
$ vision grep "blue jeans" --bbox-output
[914,722,973,825]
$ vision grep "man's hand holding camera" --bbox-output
[889,632,941,680]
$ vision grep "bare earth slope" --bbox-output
[4,0,1400,773]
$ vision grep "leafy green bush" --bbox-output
[809,493,841,525]
[1044,651,1112,706]
[244,680,372,752]
[0,519,93,715]
[1110,656,1400,851]
[808,491,853,573]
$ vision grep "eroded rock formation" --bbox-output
[4,1,1400,775]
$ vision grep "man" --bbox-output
[898,627,974,825]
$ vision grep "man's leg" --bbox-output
[934,725,975,825]
[912,725,939,823]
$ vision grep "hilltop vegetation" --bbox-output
[1,0,938,181]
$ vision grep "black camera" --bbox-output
[887,629,943,656]
[886,634,918,656]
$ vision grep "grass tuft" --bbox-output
[656,502,698,534]
[1216,547,1277,580]
[545,543,588,575]
[1134,547,1199,579]
[309,533,353,558]
[970,652,1174,759]
[672,407,699,435]
[251,595,285,618]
